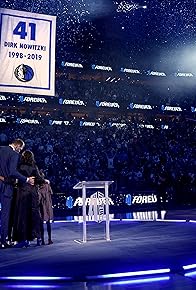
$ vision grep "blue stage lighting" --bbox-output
[6,286,59,289]
[185,271,196,277]
[156,219,187,223]
[106,276,170,285]
[1,276,71,281]
[86,268,171,279]
[183,264,196,270]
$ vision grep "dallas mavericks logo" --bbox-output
[88,191,105,223]
[14,64,34,82]
[129,103,134,109]
[16,118,21,124]
[125,194,132,206]
[96,101,100,107]
[59,98,63,105]
[18,95,24,102]
[66,196,74,209]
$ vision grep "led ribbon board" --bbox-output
[0,8,56,96]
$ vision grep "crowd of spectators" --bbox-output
[1,74,196,115]
[0,75,195,208]
[56,73,196,109]
[0,112,195,207]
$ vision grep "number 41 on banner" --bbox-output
[13,21,36,40]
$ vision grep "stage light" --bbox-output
[6,286,59,289]
[86,268,171,279]
[105,276,170,285]
[53,220,77,223]
[0,276,71,281]
[183,264,196,270]
[185,271,196,277]
[156,219,187,223]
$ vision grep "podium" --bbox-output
[73,181,114,243]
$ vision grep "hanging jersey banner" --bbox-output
[0,9,56,96]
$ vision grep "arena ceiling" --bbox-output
[1,0,196,71]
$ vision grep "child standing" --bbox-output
[38,170,54,245]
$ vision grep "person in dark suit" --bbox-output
[0,139,34,249]
[12,150,45,247]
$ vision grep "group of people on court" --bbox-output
[0,139,53,249]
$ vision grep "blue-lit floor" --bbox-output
[1,274,196,290]
[1,220,196,281]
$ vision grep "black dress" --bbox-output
[13,164,45,242]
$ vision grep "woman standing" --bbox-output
[13,150,45,247]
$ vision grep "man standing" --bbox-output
[0,139,34,248]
